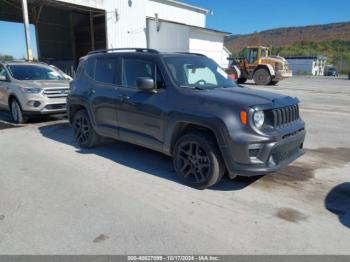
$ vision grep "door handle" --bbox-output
[119,94,136,105]
[87,89,95,95]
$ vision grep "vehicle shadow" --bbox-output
[325,182,350,228]
[0,109,66,125]
[38,122,260,191]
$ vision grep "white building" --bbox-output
[0,0,231,70]
[286,56,327,76]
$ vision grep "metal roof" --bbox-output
[147,17,231,35]
[150,0,210,14]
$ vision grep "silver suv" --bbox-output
[0,61,70,123]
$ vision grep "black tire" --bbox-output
[253,68,271,85]
[237,78,247,84]
[10,98,27,124]
[72,109,100,148]
[269,80,279,85]
[173,132,225,189]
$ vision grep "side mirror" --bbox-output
[0,75,7,81]
[136,77,155,92]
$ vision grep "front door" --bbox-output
[116,55,166,152]
[0,65,9,108]
[247,48,259,65]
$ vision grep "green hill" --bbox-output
[225,22,350,73]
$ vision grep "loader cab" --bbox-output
[241,46,269,65]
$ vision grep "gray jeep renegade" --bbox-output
[67,48,305,189]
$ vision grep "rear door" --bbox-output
[87,56,120,139]
[115,55,166,152]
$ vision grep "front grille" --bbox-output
[271,140,303,164]
[272,104,300,128]
[45,104,66,110]
[272,146,300,164]
[43,88,69,99]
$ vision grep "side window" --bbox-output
[248,49,258,64]
[95,57,116,84]
[75,60,85,78]
[0,65,7,80]
[122,58,165,89]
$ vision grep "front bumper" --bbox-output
[20,94,67,115]
[223,123,306,177]
[275,69,292,80]
[23,103,67,115]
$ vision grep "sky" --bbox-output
[0,0,349,58]
[0,21,37,59]
[182,0,350,34]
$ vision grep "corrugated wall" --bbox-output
[56,0,206,49]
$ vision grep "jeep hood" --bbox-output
[198,87,298,109]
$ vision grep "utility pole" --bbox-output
[21,0,33,61]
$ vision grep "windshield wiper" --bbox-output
[180,85,207,90]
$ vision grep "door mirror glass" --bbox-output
[137,77,155,92]
[0,75,7,81]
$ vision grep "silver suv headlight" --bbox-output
[253,110,265,128]
[20,87,42,94]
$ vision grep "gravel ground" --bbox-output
[0,76,349,254]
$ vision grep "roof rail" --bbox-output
[176,52,206,57]
[87,48,160,55]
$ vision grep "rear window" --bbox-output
[94,57,116,84]
[84,58,95,78]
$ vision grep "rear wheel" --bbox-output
[10,98,27,124]
[72,109,100,148]
[254,68,271,85]
[237,78,247,84]
[173,132,225,189]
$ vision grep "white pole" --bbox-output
[21,0,33,61]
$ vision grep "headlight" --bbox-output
[20,87,42,94]
[253,110,265,128]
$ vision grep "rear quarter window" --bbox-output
[84,58,95,79]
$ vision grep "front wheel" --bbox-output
[72,109,100,148]
[173,132,225,189]
[254,68,271,85]
[10,98,27,124]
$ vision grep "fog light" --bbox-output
[27,101,41,107]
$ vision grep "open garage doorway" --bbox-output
[0,0,106,75]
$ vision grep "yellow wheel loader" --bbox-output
[228,46,292,85]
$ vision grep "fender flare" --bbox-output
[254,64,275,77]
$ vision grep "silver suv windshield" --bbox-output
[164,56,237,89]
[7,64,65,81]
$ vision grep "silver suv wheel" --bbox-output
[10,99,26,124]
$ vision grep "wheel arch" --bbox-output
[7,94,22,110]
[68,103,86,123]
[253,64,275,77]
[168,121,225,157]
[8,94,18,105]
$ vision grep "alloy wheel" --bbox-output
[73,115,91,145]
[11,101,19,123]
[176,141,211,183]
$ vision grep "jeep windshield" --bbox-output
[164,56,237,89]
[7,64,65,81]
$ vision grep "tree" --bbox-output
[0,54,14,61]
